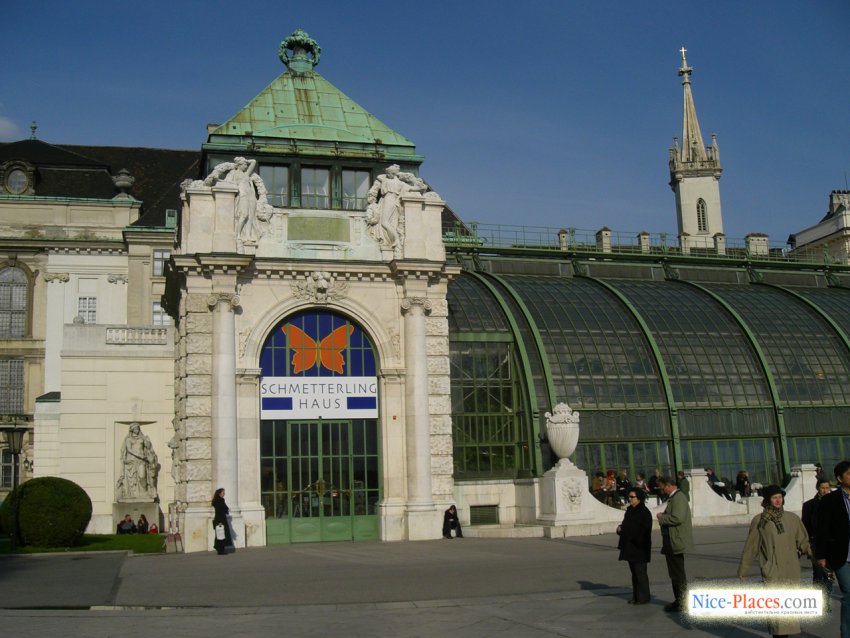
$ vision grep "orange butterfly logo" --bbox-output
[283,324,354,374]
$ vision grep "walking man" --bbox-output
[802,478,834,609]
[816,460,850,637]
[656,475,693,612]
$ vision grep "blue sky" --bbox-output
[2,1,848,243]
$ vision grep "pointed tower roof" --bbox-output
[678,47,707,163]
[205,29,419,162]
[669,48,721,187]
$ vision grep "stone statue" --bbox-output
[116,422,159,501]
[204,157,271,245]
[365,164,428,252]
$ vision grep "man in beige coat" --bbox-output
[738,484,811,638]
[656,475,694,612]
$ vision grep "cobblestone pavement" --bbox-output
[0,526,839,637]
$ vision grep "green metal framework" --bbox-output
[445,249,850,488]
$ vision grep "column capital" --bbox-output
[43,272,69,283]
[206,292,240,311]
[401,297,432,315]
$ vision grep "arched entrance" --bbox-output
[259,309,380,543]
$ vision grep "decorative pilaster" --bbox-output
[401,296,433,514]
[43,272,69,392]
[207,292,242,523]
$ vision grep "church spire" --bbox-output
[678,47,708,163]
[668,48,723,244]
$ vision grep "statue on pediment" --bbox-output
[204,157,272,246]
[365,164,428,253]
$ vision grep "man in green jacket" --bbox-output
[656,475,694,612]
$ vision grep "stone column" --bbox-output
[401,296,435,538]
[207,291,244,545]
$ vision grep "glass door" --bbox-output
[262,418,379,543]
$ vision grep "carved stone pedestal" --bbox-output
[538,460,596,525]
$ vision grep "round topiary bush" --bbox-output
[7,477,92,547]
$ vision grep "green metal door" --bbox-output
[262,418,380,543]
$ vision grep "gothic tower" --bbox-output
[669,48,723,247]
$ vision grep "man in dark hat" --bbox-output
[816,460,850,638]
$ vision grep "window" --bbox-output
[0,267,27,337]
[0,359,24,414]
[152,250,171,277]
[259,165,289,207]
[152,301,171,326]
[1,449,12,488]
[696,199,708,233]
[77,297,97,323]
[301,167,330,209]
[342,169,370,210]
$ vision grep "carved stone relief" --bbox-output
[291,271,349,303]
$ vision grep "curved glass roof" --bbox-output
[609,280,772,408]
[705,283,850,406]
[497,275,666,410]
[447,273,511,334]
[792,286,850,343]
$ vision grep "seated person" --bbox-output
[604,470,620,506]
[442,504,463,538]
[705,467,733,500]
[148,523,159,534]
[591,472,606,502]
[136,514,149,534]
[117,514,136,534]
[734,470,751,498]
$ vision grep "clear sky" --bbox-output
[2,1,848,244]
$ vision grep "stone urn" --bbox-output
[544,402,580,466]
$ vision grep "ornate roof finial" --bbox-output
[279,28,321,74]
[30,121,37,140]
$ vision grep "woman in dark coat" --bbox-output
[617,487,652,604]
[442,504,463,538]
[211,487,233,555]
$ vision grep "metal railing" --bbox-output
[442,221,840,265]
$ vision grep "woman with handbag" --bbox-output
[212,487,233,555]
[616,488,652,604]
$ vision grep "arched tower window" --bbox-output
[696,199,708,233]
[0,267,28,337]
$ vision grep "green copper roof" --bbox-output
[206,30,419,162]
[210,64,415,148]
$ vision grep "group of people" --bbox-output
[614,461,850,638]
[594,467,690,507]
[116,513,157,534]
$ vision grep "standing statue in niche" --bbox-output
[365,164,428,253]
[204,157,272,245]
[116,423,159,501]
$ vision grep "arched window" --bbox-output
[0,267,28,337]
[696,199,708,233]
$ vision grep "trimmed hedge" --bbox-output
[0,477,92,547]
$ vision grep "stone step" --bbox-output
[463,524,544,539]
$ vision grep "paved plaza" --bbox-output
[0,525,840,637]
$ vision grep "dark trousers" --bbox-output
[628,561,651,603]
[443,520,463,538]
[664,552,687,604]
